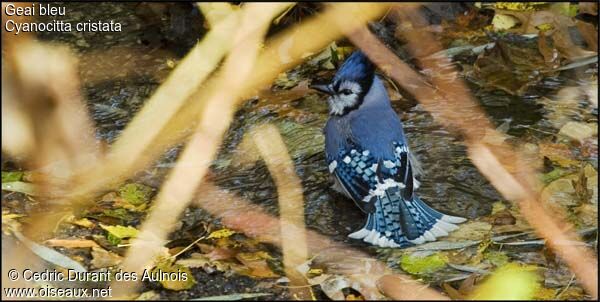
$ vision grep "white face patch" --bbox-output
[328,80,362,115]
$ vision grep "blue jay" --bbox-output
[310,51,466,248]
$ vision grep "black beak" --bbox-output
[309,83,334,95]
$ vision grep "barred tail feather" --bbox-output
[348,189,466,248]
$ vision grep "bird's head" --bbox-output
[310,51,375,116]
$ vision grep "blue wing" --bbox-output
[328,141,413,211]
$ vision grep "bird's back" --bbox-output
[324,76,406,160]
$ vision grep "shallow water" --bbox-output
[35,2,598,246]
[26,2,598,299]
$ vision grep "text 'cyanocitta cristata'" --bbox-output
[310,51,466,248]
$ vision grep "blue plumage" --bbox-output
[313,51,466,248]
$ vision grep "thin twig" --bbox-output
[112,3,292,297]
[335,4,597,298]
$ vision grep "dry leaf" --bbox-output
[538,143,579,167]
[91,247,123,269]
[70,218,95,228]
[45,239,99,248]
[458,274,478,295]
[236,252,279,278]
[152,259,196,291]
[207,228,236,239]
[345,294,365,300]
[176,253,241,273]
[206,247,237,261]
[442,282,466,300]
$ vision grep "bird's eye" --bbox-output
[340,89,353,95]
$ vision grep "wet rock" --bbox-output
[541,175,578,209]
[538,142,579,167]
[90,247,123,269]
[575,203,598,227]
[473,37,556,96]
[544,261,576,288]
[512,251,547,267]
[490,210,517,226]
[583,165,598,204]
[419,3,472,25]
[558,121,597,142]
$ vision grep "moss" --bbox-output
[118,183,153,206]
[2,171,24,182]
[100,224,139,245]
[484,251,509,267]
[400,253,447,275]
[540,168,566,184]
[470,263,540,300]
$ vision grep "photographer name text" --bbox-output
[4,268,189,298]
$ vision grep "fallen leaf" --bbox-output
[136,290,161,300]
[490,201,507,215]
[70,217,95,228]
[152,259,196,291]
[574,203,598,228]
[166,59,177,69]
[537,31,560,68]
[118,183,153,206]
[206,247,237,261]
[2,171,24,182]
[100,192,118,202]
[2,181,37,195]
[469,263,540,300]
[442,283,466,300]
[540,168,568,184]
[490,210,516,226]
[447,221,492,241]
[579,3,598,16]
[558,121,597,142]
[91,247,122,268]
[307,268,324,277]
[458,273,479,295]
[541,175,578,210]
[101,208,137,222]
[377,275,440,300]
[575,20,597,52]
[400,253,447,275]
[12,229,87,272]
[207,228,236,239]
[345,294,364,300]
[100,224,139,245]
[494,2,546,11]
[492,14,520,31]
[319,275,350,300]
[2,212,25,232]
[176,253,241,273]
[473,39,551,96]
[193,293,273,301]
[533,287,558,300]
[45,239,100,248]
[236,252,279,278]
[484,251,509,267]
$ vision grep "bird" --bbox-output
[309,51,466,248]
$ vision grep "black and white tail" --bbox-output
[348,184,465,248]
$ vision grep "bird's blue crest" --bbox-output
[333,51,375,84]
